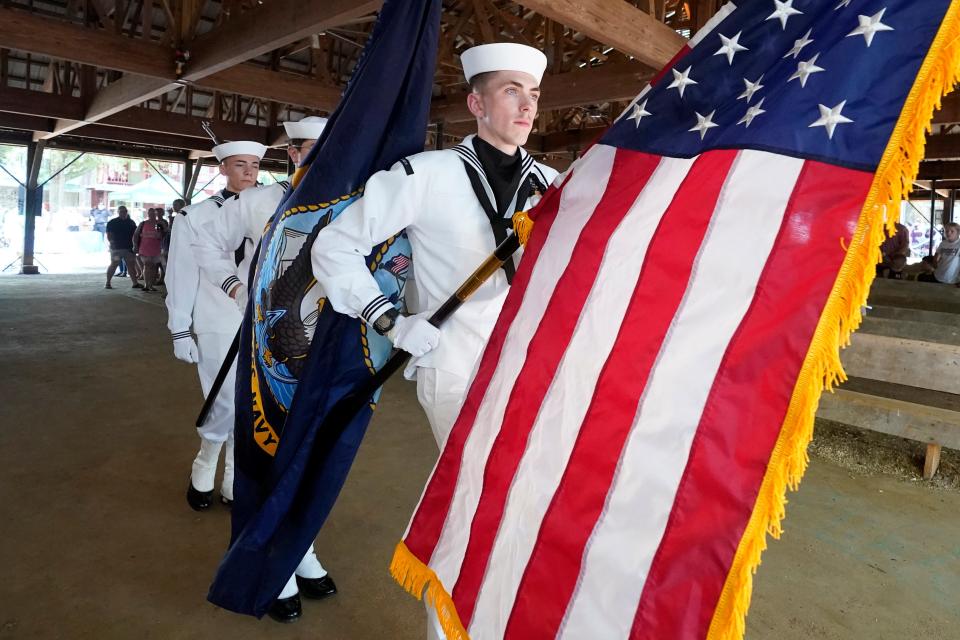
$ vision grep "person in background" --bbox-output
[878,221,910,279]
[92,204,109,246]
[134,208,165,292]
[105,205,142,290]
[926,222,960,285]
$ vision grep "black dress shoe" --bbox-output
[220,494,233,507]
[186,482,213,511]
[296,574,337,600]
[267,594,302,623]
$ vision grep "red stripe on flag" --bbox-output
[629,160,873,638]
[451,150,662,626]
[404,171,569,561]
[504,150,739,639]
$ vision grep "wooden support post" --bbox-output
[21,140,45,275]
[930,178,937,255]
[184,158,203,204]
[923,443,942,479]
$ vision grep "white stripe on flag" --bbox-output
[689,2,737,47]
[468,157,697,638]
[559,151,805,638]
[429,144,620,589]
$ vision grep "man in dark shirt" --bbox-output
[105,206,142,289]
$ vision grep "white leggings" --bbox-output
[195,331,237,442]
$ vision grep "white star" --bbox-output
[846,9,894,47]
[766,0,802,30]
[809,101,854,139]
[835,0,852,9]
[714,31,749,65]
[689,110,719,140]
[789,53,825,88]
[738,76,764,102]
[628,100,652,127]
[668,66,698,98]
[782,29,813,59]
[738,98,766,128]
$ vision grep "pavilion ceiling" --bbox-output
[0,0,957,175]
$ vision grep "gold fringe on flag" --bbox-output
[390,541,470,639]
[707,4,960,640]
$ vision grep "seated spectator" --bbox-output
[134,208,165,292]
[877,221,910,279]
[918,222,960,285]
[105,206,142,289]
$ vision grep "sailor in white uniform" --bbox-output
[188,116,337,624]
[310,43,557,639]
[191,116,328,307]
[311,43,557,448]
[165,140,265,512]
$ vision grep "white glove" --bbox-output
[387,312,440,357]
[173,336,200,363]
[232,284,248,312]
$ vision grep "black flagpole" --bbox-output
[195,232,522,428]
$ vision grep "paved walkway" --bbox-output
[0,273,957,639]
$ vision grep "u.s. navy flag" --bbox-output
[208,0,441,617]
[391,1,960,638]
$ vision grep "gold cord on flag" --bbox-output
[707,4,960,639]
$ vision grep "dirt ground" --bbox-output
[810,419,960,492]
[1,273,958,639]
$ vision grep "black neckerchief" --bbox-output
[455,138,536,283]
[472,137,523,216]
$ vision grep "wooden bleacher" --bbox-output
[817,278,960,478]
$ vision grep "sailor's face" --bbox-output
[219,154,260,191]
[470,71,540,150]
[287,139,317,167]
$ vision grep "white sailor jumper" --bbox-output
[311,135,558,446]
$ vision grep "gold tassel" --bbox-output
[512,210,535,246]
[707,4,960,640]
[390,542,471,640]
[291,164,309,189]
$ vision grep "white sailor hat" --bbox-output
[283,116,328,141]
[212,140,268,162]
[461,43,548,84]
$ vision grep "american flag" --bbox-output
[386,253,412,277]
[391,1,958,638]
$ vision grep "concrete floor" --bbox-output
[0,273,958,639]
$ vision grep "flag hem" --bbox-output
[706,3,960,639]
[390,541,470,640]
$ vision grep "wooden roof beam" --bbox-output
[181,0,382,81]
[35,74,176,141]
[514,0,686,70]
[933,93,960,125]
[0,9,342,110]
[918,160,960,181]
[0,87,273,144]
[924,133,960,160]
